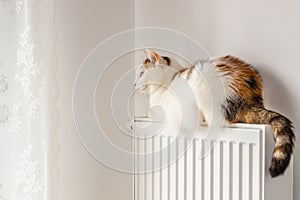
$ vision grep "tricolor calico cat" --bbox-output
[134,49,295,178]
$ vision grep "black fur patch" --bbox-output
[252,95,263,104]
[269,154,291,177]
[245,76,258,89]
[221,95,245,121]
[162,56,171,66]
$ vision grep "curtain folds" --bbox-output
[0,0,59,199]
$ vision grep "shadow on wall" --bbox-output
[258,65,295,122]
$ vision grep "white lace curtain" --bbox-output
[0,0,58,199]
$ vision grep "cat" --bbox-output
[134,49,295,178]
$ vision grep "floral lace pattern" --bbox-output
[15,0,22,13]
[16,0,35,14]
[0,63,7,91]
[9,103,22,133]
[0,0,58,199]
[15,142,43,200]
[0,104,10,123]
[0,0,33,14]
[0,73,8,93]
[15,26,42,119]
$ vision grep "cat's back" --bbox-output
[173,55,263,103]
[212,55,261,82]
[211,55,263,103]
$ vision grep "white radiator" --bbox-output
[133,124,293,200]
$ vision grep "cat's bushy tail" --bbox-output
[245,107,295,177]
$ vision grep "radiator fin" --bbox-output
[135,132,262,200]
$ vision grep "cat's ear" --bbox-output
[144,49,164,65]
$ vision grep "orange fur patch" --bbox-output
[273,147,286,159]
[216,55,263,105]
[179,68,189,74]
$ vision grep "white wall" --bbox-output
[135,0,300,198]
[56,0,134,199]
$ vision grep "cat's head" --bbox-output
[134,49,180,94]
